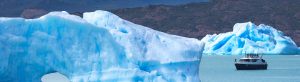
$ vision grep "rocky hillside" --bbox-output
[11,0,300,45]
[0,0,207,17]
[111,0,300,45]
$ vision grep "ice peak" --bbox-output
[39,11,86,23]
[232,22,255,36]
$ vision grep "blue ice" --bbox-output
[201,22,299,55]
[0,11,204,82]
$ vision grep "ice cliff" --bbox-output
[201,22,299,55]
[0,10,204,82]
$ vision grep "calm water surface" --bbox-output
[199,55,300,82]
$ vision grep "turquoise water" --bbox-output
[199,55,300,82]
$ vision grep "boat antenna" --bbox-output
[259,48,263,59]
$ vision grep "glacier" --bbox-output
[201,22,299,55]
[0,10,204,82]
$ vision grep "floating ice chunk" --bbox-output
[201,22,299,55]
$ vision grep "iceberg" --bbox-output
[0,10,204,82]
[201,22,299,55]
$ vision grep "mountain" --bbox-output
[111,0,300,46]
[0,0,208,17]
[10,0,300,46]
[201,22,299,55]
[2,0,300,46]
[0,10,204,82]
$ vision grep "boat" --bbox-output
[235,53,267,70]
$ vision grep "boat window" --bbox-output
[239,59,250,62]
[252,59,258,62]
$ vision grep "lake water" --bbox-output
[199,55,300,82]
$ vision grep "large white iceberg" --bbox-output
[0,10,204,82]
[201,22,299,55]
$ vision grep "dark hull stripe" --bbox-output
[235,63,267,70]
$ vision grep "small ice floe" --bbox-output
[41,72,70,82]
